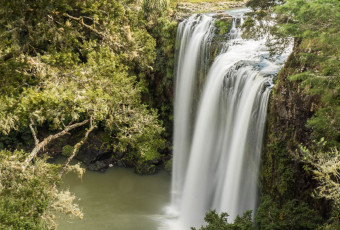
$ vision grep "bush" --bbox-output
[192,210,254,230]
[255,195,322,230]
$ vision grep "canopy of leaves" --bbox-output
[299,139,340,225]
[0,0,166,162]
[246,0,283,11]
[0,0,171,228]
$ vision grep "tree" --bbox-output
[0,0,166,172]
[0,0,169,228]
[0,150,83,229]
[298,140,340,227]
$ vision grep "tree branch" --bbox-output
[58,117,96,177]
[29,117,39,146]
[62,13,104,37]
[23,119,90,170]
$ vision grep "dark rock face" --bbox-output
[48,126,168,174]
[76,130,115,172]
[77,130,112,164]
[88,160,111,172]
[135,161,158,175]
[48,128,115,172]
[261,39,330,216]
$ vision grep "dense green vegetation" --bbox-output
[275,0,340,147]
[244,0,340,229]
[194,196,321,230]
[191,210,254,230]
[0,0,169,165]
[0,150,84,229]
[0,0,175,228]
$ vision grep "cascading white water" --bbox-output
[168,9,292,230]
[172,14,215,209]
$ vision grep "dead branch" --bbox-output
[58,117,96,177]
[23,119,90,170]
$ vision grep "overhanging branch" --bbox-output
[59,117,96,177]
[29,117,39,146]
[23,119,90,170]
[62,13,104,37]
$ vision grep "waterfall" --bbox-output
[172,13,215,211]
[168,9,291,229]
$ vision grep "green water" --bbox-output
[57,167,171,230]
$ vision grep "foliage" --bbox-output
[214,19,233,35]
[0,0,173,228]
[164,158,172,173]
[177,0,242,2]
[191,210,254,230]
[143,0,170,26]
[255,195,322,229]
[275,0,340,147]
[245,0,340,147]
[142,0,178,137]
[298,139,340,220]
[0,150,82,230]
[0,0,166,171]
[192,197,321,230]
[261,135,296,199]
[246,0,282,10]
[246,0,339,225]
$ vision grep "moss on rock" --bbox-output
[260,39,331,217]
[214,17,233,35]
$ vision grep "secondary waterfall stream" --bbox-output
[168,9,291,229]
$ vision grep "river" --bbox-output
[57,167,170,230]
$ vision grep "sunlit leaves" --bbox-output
[299,140,340,211]
[0,150,82,229]
[0,0,166,158]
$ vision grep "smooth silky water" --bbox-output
[57,166,170,230]
[168,8,292,229]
